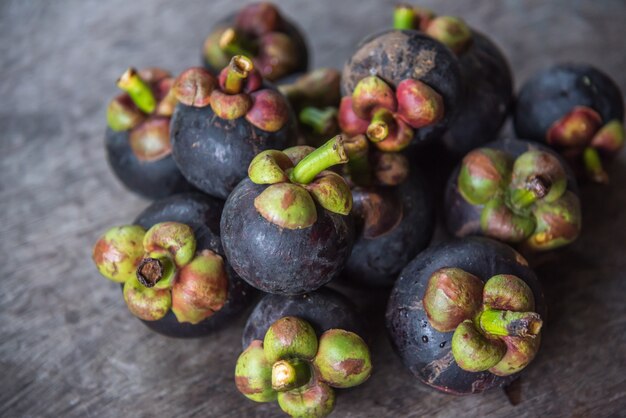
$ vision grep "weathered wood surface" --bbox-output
[1,0,625,417]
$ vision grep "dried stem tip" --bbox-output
[117,68,156,114]
[224,55,255,95]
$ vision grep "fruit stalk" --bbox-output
[117,68,156,113]
[478,309,543,338]
[223,55,255,95]
[289,135,348,184]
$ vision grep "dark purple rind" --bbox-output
[442,31,513,158]
[444,138,579,239]
[341,30,462,145]
[241,288,368,349]
[514,63,624,142]
[202,14,309,81]
[170,84,297,200]
[104,128,194,199]
[343,167,435,287]
[385,236,546,395]
[221,179,354,295]
[131,193,256,338]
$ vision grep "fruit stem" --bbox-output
[218,28,258,58]
[583,147,609,184]
[117,68,156,114]
[393,4,416,30]
[509,176,551,210]
[223,55,254,95]
[271,358,312,392]
[290,135,348,184]
[344,135,372,186]
[366,108,395,143]
[478,308,543,338]
[299,106,338,135]
[136,256,175,289]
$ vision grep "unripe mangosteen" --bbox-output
[92,193,255,338]
[386,237,546,395]
[235,316,371,417]
[242,287,368,349]
[445,138,582,252]
[341,135,435,287]
[170,57,297,199]
[221,136,354,295]
[105,67,193,198]
[202,2,308,82]
[514,63,625,183]
[340,13,462,148]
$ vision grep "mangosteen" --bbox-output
[202,2,308,82]
[386,236,546,395]
[242,287,368,349]
[445,138,582,252]
[235,316,371,417]
[170,57,297,199]
[105,67,192,198]
[514,63,625,183]
[221,135,354,295]
[417,13,513,157]
[339,13,462,148]
[91,193,255,338]
[340,135,435,287]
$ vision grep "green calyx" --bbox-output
[458,148,581,250]
[583,147,609,184]
[299,106,338,136]
[423,270,543,376]
[343,134,373,187]
[107,95,145,132]
[235,317,371,417]
[424,16,473,55]
[249,136,352,229]
[92,222,229,324]
[313,329,372,388]
[117,68,157,114]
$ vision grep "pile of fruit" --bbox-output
[92,3,624,416]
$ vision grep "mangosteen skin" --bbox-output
[203,14,309,82]
[132,192,256,338]
[170,89,298,200]
[344,169,435,287]
[241,288,367,349]
[444,137,579,239]
[514,63,624,142]
[341,30,462,145]
[221,179,354,295]
[443,31,513,158]
[105,128,193,199]
[385,237,546,395]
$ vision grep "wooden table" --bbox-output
[1,1,625,416]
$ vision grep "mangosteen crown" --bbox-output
[423,268,542,376]
[247,135,352,229]
[547,106,625,184]
[203,2,299,81]
[106,67,176,162]
[457,147,581,251]
[92,222,229,324]
[173,57,290,133]
[338,75,444,152]
[235,316,371,417]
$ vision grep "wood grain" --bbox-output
[1,0,625,417]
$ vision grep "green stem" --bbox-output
[223,55,254,95]
[218,28,258,57]
[117,68,156,114]
[271,358,312,392]
[366,108,395,143]
[299,106,338,135]
[393,5,416,30]
[290,135,348,184]
[344,135,372,186]
[136,256,176,290]
[478,309,543,338]
[583,147,609,184]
